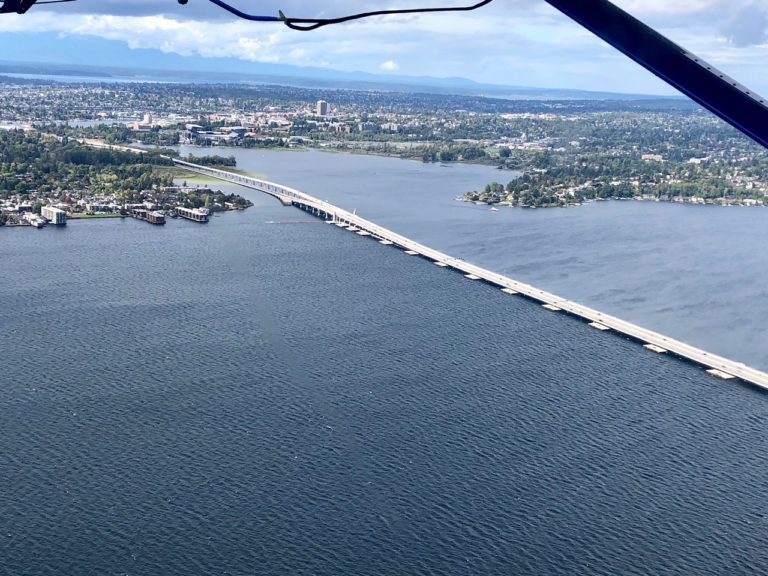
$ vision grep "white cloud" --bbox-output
[379,60,399,72]
[0,1,764,96]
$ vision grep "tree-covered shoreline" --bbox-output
[0,129,252,225]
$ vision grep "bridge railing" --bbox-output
[172,158,316,204]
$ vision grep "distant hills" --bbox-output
[0,29,684,100]
[0,59,672,101]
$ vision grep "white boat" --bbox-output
[490,207,499,212]
[23,213,46,228]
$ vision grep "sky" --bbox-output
[0,0,766,95]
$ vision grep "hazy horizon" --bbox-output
[0,0,765,97]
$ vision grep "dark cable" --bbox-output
[204,0,280,21]
[195,1,495,30]
[0,0,76,12]
[282,0,495,31]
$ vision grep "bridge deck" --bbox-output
[169,157,768,392]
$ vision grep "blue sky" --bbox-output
[0,0,766,95]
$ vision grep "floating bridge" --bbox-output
[170,157,768,391]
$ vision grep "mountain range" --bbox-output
[0,32,673,100]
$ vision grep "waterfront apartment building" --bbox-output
[316,100,329,116]
[41,206,67,226]
[176,206,209,223]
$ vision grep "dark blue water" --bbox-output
[177,147,768,371]
[3,189,768,575]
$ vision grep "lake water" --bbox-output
[178,146,768,372]
[3,149,768,575]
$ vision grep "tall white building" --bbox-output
[41,206,67,226]
[316,100,329,116]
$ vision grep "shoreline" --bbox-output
[178,140,510,170]
[459,195,768,209]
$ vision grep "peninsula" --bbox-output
[0,129,252,227]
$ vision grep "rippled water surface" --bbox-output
[3,159,768,575]
[178,147,768,370]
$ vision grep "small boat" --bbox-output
[490,207,499,212]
